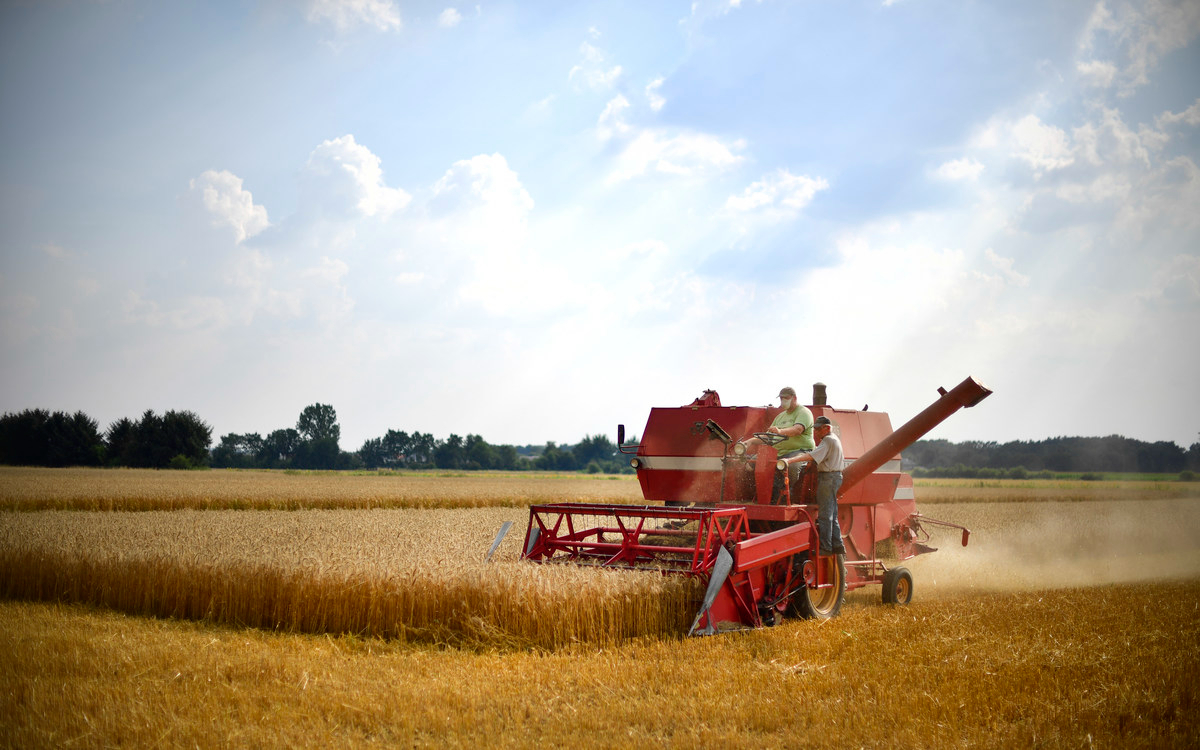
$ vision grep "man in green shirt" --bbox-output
[741,386,815,455]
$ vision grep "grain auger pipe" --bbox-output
[840,376,992,493]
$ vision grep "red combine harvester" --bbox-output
[520,377,991,634]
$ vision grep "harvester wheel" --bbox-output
[882,567,913,605]
[791,553,845,620]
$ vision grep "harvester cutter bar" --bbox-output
[522,503,752,576]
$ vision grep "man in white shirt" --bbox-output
[791,416,845,557]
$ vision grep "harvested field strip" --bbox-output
[3,583,1199,748]
[0,467,643,511]
[915,478,1200,504]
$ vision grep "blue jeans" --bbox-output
[817,472,843,553]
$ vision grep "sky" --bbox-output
[1,0,1198,452]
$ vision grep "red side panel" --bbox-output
[809,407,895,465]
[636,405,773,504]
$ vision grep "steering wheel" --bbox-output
[752,432,787,446]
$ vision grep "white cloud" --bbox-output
[608,130,745,183]
[429,153,534,220]
[724,169,828,217]
[934,157,985,181]
[646,77,665,112]
[307,0,401,32]
[568,42,622,90]
[300,257,354,323]
[982,248,1030,287]
[1076,59,1118,88]
[189,170,270,243]
[597,95,631,141]
[1150,254,1200,304]
[1011,114,1075,173]
[40,242,68,258]
[302,256,349,284]
[1079,0,1200,96]
[1157,98,1200,128]
[438,8,462,28]
[305,135,411,218]
[1073,107,1149,167]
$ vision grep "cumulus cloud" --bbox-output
[1073,106,1150,167]
[1157,98,1200,128]
[429,153,534,220]
[305,135,411,218]
[1076,59,1118,88]
[597,95,631,140]
[608,130,745,183]
[724,169,828,217]
[438,8,462,28]
[1011,115,1075,173]
[646,77,665,112]
[189,170,269,243]
[981,248,1030,287]
[568,42,622,90]
[1079,0,1200,95]
[1149,254,1200,305]
[307,0,401,32]
[934,157,985,181]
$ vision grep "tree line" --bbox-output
[0,408,211,469]
[4,403,1195,477]
[0,404,633,473]
[904,435,1200,476]
[213,408,632,473]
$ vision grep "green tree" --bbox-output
[0,409,104,466]
[465,434,495,470]
[105,417,137,467]
[212,433,265,468]
[297,404,340,444]
[435,434,465,469]
[261,428,300,468]
[358,437,387,469]
[573,434,616,466]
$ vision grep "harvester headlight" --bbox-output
[732,442,746,456]
[776,459,787,472]
[630,458,641,469]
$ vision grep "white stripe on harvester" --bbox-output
[637,456,725,471]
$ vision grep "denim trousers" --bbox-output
[816,472,843,552]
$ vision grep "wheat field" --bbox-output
[0,466,645,511]
[1,468,1199,747]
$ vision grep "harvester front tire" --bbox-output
[791,553,845,620]
[882,567,913,605]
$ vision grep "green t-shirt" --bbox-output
[770,406,815,453]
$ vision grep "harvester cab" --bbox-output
[521,377,991,634]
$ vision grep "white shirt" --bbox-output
[809,433,843,472]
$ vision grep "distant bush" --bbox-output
[168,454,203,470]
[1079,472,1104,481]
[1181,470,1197,482]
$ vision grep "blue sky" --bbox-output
[2,0,1198,451]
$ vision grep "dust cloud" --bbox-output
[900,498,1200,600]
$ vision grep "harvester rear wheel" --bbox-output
[791,553,845,620]
[882,567,913,605]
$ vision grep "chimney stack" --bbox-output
[812,382,827,406]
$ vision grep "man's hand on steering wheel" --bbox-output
[752,432,787,446]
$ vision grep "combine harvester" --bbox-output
[520,377,991,634]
